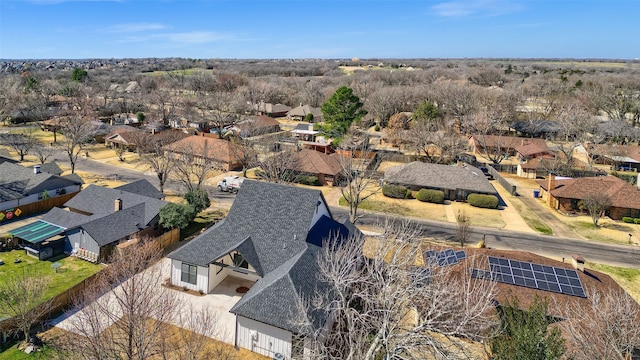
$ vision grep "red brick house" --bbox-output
[163,135,244,171]
[537,174,640,220]
[286,149,343,186]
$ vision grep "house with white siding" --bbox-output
[168,180,357,359]
[0,161,82,219]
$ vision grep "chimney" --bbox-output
[547,174,556,207]
[33,165,41,174]
[457,160,462,167]
[571,254,585,272]
[114,198,122,212]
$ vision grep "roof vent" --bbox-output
[33,165,41,174]
[115,198,122,212]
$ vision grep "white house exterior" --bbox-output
[168,180,356,359]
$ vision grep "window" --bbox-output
[233,253,249,269]
[181,263,197,285]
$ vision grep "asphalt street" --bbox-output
[59,154,640,269]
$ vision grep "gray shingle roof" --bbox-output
[168,180,324,272]
[81,203,147,246]
[115,179,164,200]
[230,245,328,333]
[63,184,166,225]
[0,162,80,202]
[39,162,63,175]
[384,161,497,194]
[42,183,166,245]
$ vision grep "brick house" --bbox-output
[537,174,640,220]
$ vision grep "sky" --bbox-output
[0,0,638,60]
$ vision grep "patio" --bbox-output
[176,274,256,344]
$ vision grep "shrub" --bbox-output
[622,217,634,223]
[382,184,409,199]
[467,193,499,209]
[416,189,445,204]
[305,113,314,122]
[406,189,413,199]
[374,124,381,131]
[635,218,640,224]
[297,175,319,186]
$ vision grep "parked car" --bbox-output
[217,176,244,193]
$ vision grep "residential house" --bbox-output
[537,174,640,220]
[290,123,332,153]
[104,125,142,150]
[254,102,291,117]
[287,104,322,122]
[0,162,82,219]
[286,149,343,186]
[588,143,640,172]
[384,161,498,201]
[168,180,358,359]
[9,180,167,262]
[442,247,640,354]
[510,120,560,139]
[163,135,244,171]
[469,135,548,161]
[233,115,281,138]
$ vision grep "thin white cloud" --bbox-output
[432,0,523,18]
[104,23,167,33]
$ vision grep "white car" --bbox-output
[217,176,244,193]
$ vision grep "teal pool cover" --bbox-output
[9,220,65,244]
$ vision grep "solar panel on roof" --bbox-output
[478,256,587,298]
[425,248,465,268]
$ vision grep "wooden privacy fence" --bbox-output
[0,192,78,224]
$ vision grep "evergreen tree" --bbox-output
[491,295,566,360]
[320,86,366,139]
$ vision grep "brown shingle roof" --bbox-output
[514,139,549,157]
[537,175,640,210]
[164,135,243,164]
[286,149,342,176]
[590,144,640,163]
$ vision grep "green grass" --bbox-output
[0,250,103,317]
[180,210,226,240]
[0,343,60,360]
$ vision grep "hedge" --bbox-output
[467,193,499,209]
[416,189,445,204]
[297,175,319,186]
[622,217,634,223]
[382,184,410,199]
[635,218,640,224]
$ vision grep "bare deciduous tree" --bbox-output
[57,115,95,173]
[171,139,225,192]
[559,289,640,360]
[296,219,498,360]
[30,142,57,164]
[0,268,53,345]
[0,127,38,161]
[579,192,611,227]
[135,130,184,193]
[456,210,471,248]
[337,133,383,224]
[62,242,177,360]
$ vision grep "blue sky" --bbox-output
[0,0,638,60]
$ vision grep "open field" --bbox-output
[0,250,103,317]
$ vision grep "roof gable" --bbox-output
[168,180,324,272]
[164,135,243,163]
[115,179,164,200]
[288,149,343,176]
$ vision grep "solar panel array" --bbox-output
[424,249,467,267]
[470,256,586,298]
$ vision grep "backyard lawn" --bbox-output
[0,250,103,316]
